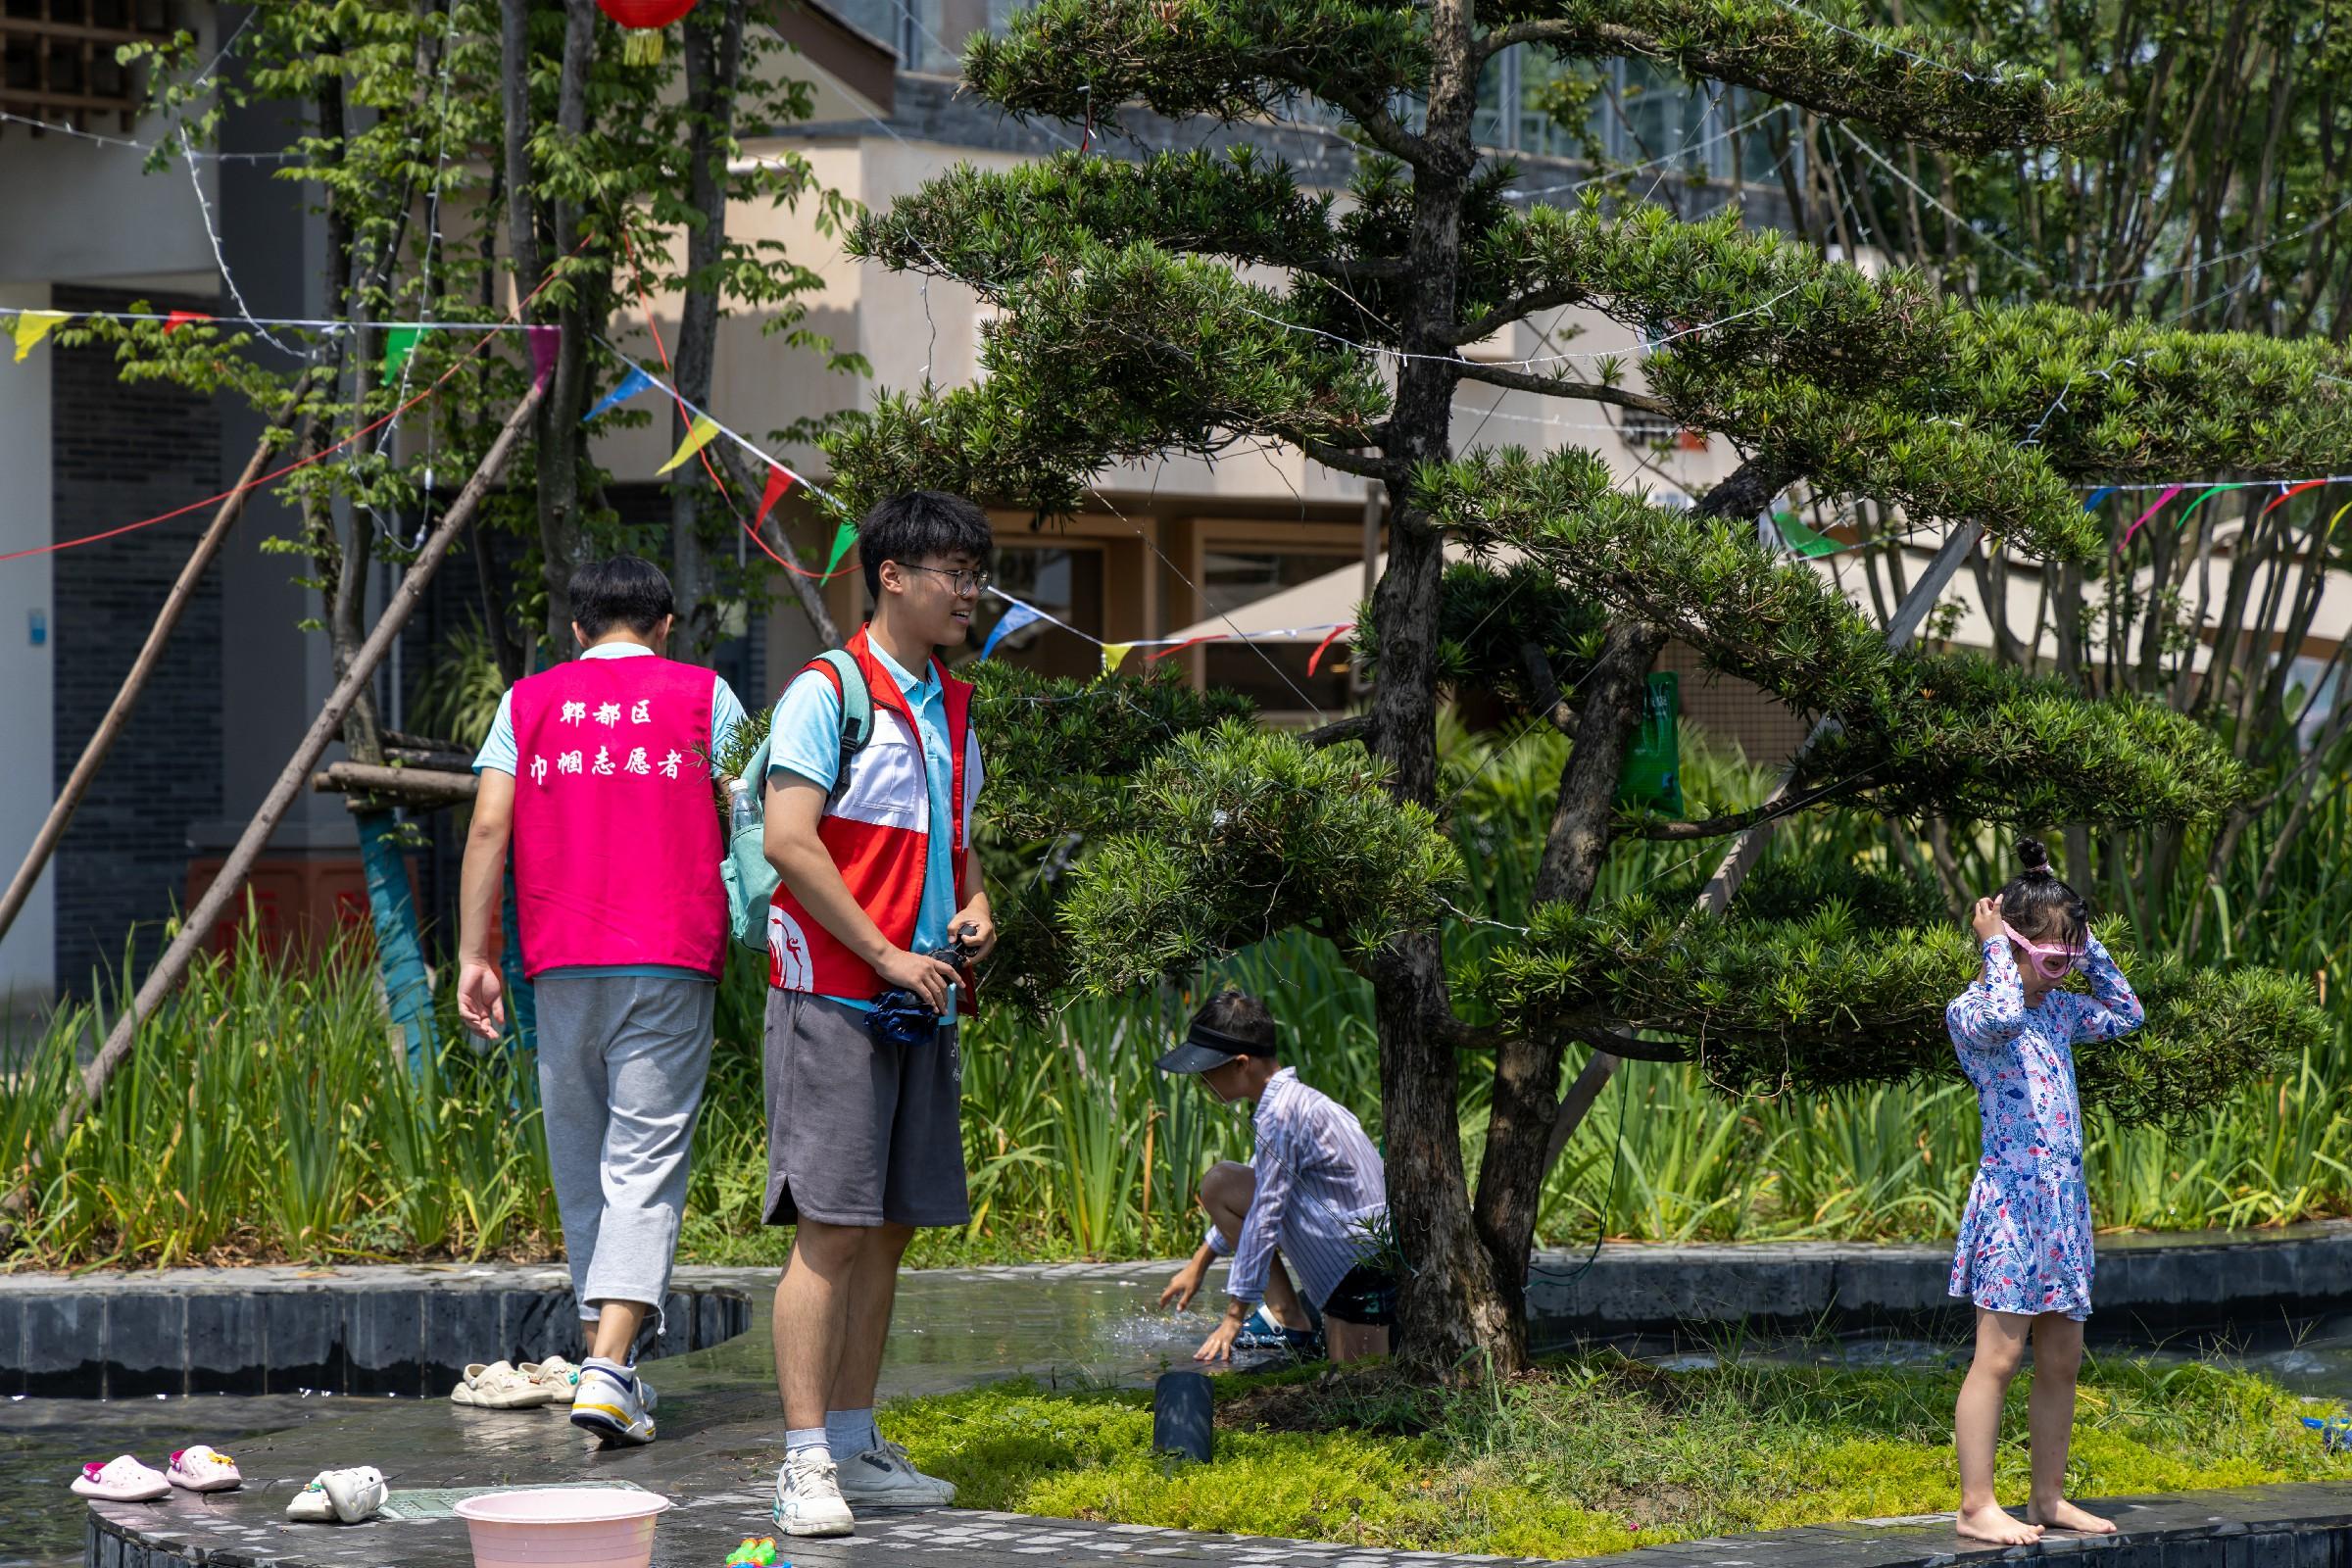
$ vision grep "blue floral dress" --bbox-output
[1946,933,2143,1320]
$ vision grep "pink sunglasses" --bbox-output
[2001,921,2084,980]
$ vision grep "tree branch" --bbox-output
[1621,766,1872,838]
[1300,712,1373,749]
[1450,288,1584,346]
[1296,435,1402,479]
[1453,360,1672,414]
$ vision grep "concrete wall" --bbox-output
[0,281,56,1008]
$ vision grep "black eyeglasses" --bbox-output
[897,563,991,595]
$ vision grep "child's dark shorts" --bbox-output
[1321,1264,1398,1327]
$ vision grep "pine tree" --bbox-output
[823,0,2339,1373]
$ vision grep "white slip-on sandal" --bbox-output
[167,1446,243,1493]
[520,1356,581,1404]
[321,1467,387,1523]
[450,1360,549,1410]
[72,1456,171,1502]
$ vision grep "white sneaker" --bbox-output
[836,1441,956,1506]
[772,1452,856,1537]
[569,1364,657,1446]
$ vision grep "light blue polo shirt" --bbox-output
[474,642,748,983]
[768,639,962,1015]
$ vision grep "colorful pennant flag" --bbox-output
[1307,623,1352,676]
[2081,487,2116,512]
[1101,641,1136,675]
[582,367,655,423]
[12,311,68,363]
[1772,511,1840,558]
[2261,478,2328,517]
[527,324,560,390]
[656,414,722,475]
[980,602,1044,660]
[381,325,422,378]
[2119,483,2186,550]
[823,519,858,575]
[163,311,213,334]
[755,465,795,526]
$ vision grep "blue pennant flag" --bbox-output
[979,601,1045,660]
[2082,486,2116,512]
[581,367,655,423]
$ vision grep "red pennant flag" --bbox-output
[755,466,795,526]
[163,311,213,334]
[1307,623,1352,676]
[526,325,560,390]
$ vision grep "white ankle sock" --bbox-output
[826,1407,878,1456]
[785,1427,830,1463]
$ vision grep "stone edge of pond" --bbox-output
[0,1263,752,1398]
[1523,1220,2352,1339]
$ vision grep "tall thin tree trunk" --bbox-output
[669,0,747,652]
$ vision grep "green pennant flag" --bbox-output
[382,325,423,379]
[824,520,858,575]
[1773,511,1840,557]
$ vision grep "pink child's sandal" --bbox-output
[167,1446,244,1494]
[72,1456,171,1502]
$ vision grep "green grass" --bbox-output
[881,1355,2352,1556]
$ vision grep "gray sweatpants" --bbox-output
[535,973,717,1326]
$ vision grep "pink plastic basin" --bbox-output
[452,1487,673,1568]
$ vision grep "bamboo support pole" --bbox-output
[43,384,543,1152]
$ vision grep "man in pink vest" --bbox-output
[760,491,995,1536]
[455,556,744,1448]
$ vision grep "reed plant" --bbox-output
[9,720,2352,1270]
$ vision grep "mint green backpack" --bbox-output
[721,650,873,953]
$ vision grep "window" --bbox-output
[961,544,1103,681]
[2,1,172,134]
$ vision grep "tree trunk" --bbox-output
[669,0,747,652]
[1470,616,1662,1332]
[1366,0,1512,1377]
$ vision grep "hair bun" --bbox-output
[2017,837,2052,877]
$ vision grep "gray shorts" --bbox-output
[761,989,969,1229]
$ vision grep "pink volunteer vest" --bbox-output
[510,654,726,979]
[766,625,976,1000]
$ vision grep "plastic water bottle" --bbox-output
[727,776,758,834]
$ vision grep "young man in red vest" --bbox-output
[760,491,995,1536]
[456,556,745,1448]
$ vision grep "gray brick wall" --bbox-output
[49,285,226,995]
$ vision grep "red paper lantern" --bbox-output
[597,0,698,64]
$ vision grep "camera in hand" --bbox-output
[863,931,979,1047]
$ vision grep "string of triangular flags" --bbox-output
[976,588,1354,676]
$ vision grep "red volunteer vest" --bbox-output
[510,652,727,979]
[766,626,976,999]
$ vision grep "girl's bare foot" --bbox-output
[1956,1503,2043,1545]
[2028,1497,2117,1534]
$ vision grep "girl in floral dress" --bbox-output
[1945,839,2144,1547]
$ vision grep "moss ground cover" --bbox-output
[883,1355,2351,1557]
